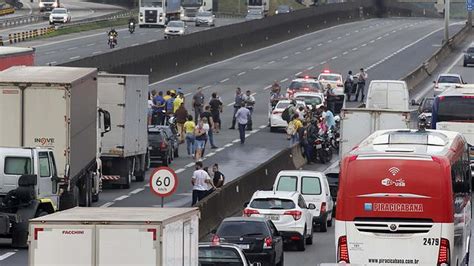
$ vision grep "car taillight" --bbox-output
[263,236,273,249]
[211,235,220,245]
[302,87,310,91]
[284,210,302,220]
[463,95,474,99]
[272,110,282,115]
[243,208,259,217]
[437,238,450,265]
[320,202,327,213]
[337,236,350,263]
[160,142,167,150]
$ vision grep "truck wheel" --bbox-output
[11,228,28,248]
[319,219,328,232]
[79,176,92,207]
[122,159,132,189]
[92,193,99,202]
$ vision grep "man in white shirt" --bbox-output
[242,90,255,130]
[235,105,250,144]
[191,161,215,205]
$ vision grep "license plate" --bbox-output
[265,214,279,221]
[237,244,250,250]
[315,144,322,149]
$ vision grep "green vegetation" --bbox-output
[41,17,129,39]
[217,0,307,15]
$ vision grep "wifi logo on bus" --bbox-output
[388,167,400,176]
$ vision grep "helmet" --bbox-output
[334,115,341,122]
[168,116,176,125]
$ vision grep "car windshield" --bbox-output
[277,5,289,11]
[295,96,322,106]
[421,98,434,112]
[168,21,184,27]
[141,0,162,7]
[250,198,295,209]
[148,132,164,146]
[438,76,461,83]
[197,12,212,17]
[276,176,297,191]
[319,75,341,82]
[275,102,290,109]
[42,0,55,2]
[52,9,66,13]
[301,176,322,195]
[289,81,322,91]
[467,47,474,53]
[199,247,244,265]
[217,221,269,237]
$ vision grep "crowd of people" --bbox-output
[191,161,226,205]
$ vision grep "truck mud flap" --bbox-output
[0,214,11,235]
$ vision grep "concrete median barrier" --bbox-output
[62,0,434,81]
[402,22,472,91]
[196,144,303,240]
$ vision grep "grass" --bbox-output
[217,0,307,15]
[39,17,130,39]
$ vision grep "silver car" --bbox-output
[245,10,264,21]
[164,20,186,39]
[195,11,215,27]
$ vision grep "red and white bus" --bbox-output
[336,129,472,265]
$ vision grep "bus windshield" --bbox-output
[140,0,162,7]
[433,96,474,125]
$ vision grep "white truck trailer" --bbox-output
[98,73,149,188]
[339,108,414,158]
[139,0,181,27]
[247,0,269,16]
[436,121,474,174]
[29,207,200,266]
[0,66,111,210]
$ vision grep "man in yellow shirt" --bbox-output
[163,90,171,101]
[287,114,303,146]
[183,115,196,157]
[173,93,183,113]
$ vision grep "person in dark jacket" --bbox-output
[175,103,188,144]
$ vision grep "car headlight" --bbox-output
[179,29,184,34]
[275,10,279,14]
[39,2,44,7]
[164,29,169,33]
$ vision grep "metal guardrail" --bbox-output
[0,25,54,45]
[57,9,136,30]
[0,14,45,28]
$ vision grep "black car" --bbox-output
[464,46,474,67]
[212,217,284,266]
[325,165,340,218]
[148,127,173,166]
[199,243,258,266]
[275,5,292,14]
[152,125,179,158]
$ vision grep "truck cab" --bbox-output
[39,0,60,12]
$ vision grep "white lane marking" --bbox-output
[331,56,338,60]
[268,60,275,64]
[282,56,289,59]
[216,147,225,152]
[307,66,315,70]
[86,43,96,47]
[361,43,367,47]
[185,162,195,167]
[280,78,288,83]
[259,125,267,129]
[295,51,301,55]
[263,85,272,90]
[345,33,350,36]
[130,188,144,194]
[354,30,359,33]
[317,43,323,46]
[232,139,240,143]
[250,129,259,134]
[224,143,233,148]
[148,39,157,43]
[100,202,114,208]
[327,40,332,43]
[184,92,192,97]
[145,183,150,187]
[384,33,390,37]
[237,71,246,76]
[227,102,235,106]
[114,195,129,201]
[251,92,257,96]
[220,78,229,83]
[132,43,140,46]
[175,168,186,174]
[320,61,327,65]
[245,133,251,138]
[92,51,102,55]
[67,47,77,50]
[377,36,382,40]
[253,66,260,70]
[369,40,375,43]
[306,47,312,51]
[151,19,377,85]
[352,47,358,51]
[0,252,16,261]
[206,152,216,157]
[69,56,80,60]
[295,71,302,76]
[48,61,57,65]
[392,30,397,33]
[342,51,348,55]
[45,51,56,55]
[337,36,342,39]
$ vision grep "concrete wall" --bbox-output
[62,0,427,82]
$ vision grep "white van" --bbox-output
[365,80,409,110]
[273,170,333,232]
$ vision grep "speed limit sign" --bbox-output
[149,167,178,198]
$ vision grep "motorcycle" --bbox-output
[328,127,340,151]
[108,35,117,49]
[129,21,135,34]
[312,133,333,164]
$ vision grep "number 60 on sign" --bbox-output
[149,167,178,197]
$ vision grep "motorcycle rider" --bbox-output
[108,28,118,46]
[128,17,137,33]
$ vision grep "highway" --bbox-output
[0,15,470,264]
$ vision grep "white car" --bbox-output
[49,8,71,25]
[273,170,334,232]
[164,20,186,39]
[286,76,323,98]
[243,190,315,251]
[433,73,465,95]
[269,99,305,132]
[195,11,215,27]
[318,71,344,94]
[293,91,325,110]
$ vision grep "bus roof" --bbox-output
[350,129,463,158]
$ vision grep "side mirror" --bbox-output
[99,109,112,137]
[411,99,418,106]
[308,203,316,210]
[210,229,216,234]
[64,164,70,179]
[243,201,249,208]
[52,175,59,194]
[432,81,436,84]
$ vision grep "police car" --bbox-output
[318,70,344,95]
[286,76,323,98]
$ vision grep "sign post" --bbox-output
[149,167,178,208]
[468,0,473,26]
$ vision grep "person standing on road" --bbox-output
[201,105,218,150]
[301,121,314,164]
[287,114,303,146]
[235,104,250,144]
[242,90,255,131]
[148,91,155,125]
[194,117,209,161]
[209,92,223,133]
[173,89,184,113]
[344,70,354,102]
[191,161,215,206]
[175,102,188,144]
[355,68,368,102]
[192,87,205,124]
[212,163,225,188]
[229,88,244,130]
[184,115,196,158]
[152,91,166,125]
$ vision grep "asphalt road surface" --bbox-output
[0,17,469,265]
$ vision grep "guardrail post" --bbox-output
[359,6,364,19]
